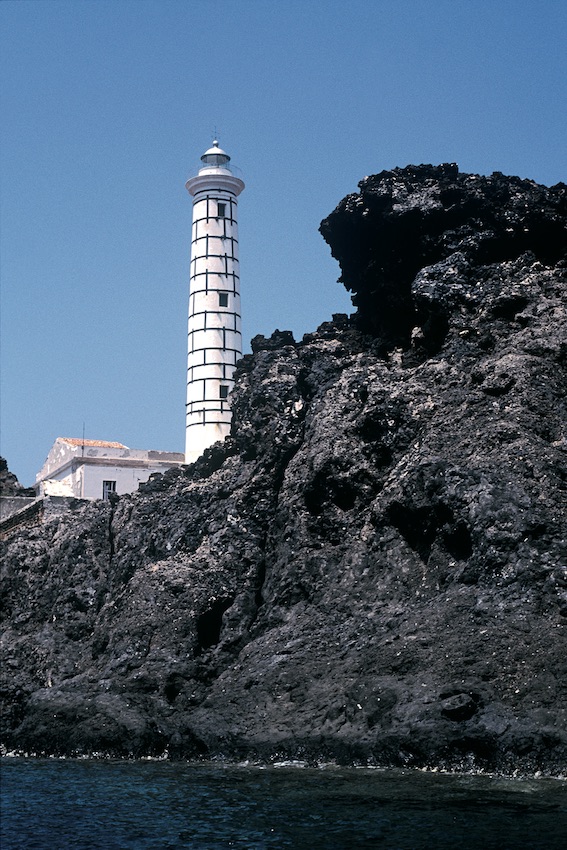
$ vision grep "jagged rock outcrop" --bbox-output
[0,457,35,499]
[0,457,37,524]
[1,166,566,774]
[320,164,566,351]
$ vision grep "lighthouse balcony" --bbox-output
[186,170,245,198]
[190,161,243,180]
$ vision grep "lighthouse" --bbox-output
[184,140,245,464]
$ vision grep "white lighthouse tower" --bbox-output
[184,140,245,464]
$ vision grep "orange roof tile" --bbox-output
[59,438,128,449]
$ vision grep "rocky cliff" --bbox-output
[1,166,566,774]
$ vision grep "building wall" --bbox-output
[80,463,166,500]
[36,440,184,500]
[185,160,245,465]
[0,496,37,522]
[185,189,243,462]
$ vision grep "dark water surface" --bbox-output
[1,758,566,849]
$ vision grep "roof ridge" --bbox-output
[58,438,128,448]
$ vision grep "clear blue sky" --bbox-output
[1,0,565,486]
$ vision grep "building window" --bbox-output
[102,480,117,500]
[219,384,229,400]
[219,292,228,307]
[217,202,226,218]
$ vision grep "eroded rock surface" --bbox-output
[320,164,566,350]
[1,166,566,773]
[0,457,35,499]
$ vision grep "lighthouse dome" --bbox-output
[200,140,231,166]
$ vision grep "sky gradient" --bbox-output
[1,0,566,485]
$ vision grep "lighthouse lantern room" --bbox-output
[184,141,245,464]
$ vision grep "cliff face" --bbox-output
[2,166,566,773]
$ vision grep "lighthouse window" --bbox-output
[219,384,229,400]
[217,202,226,218]
[219,292,228,307]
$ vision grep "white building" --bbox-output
[184,140,245,464]
[35,438,185,500]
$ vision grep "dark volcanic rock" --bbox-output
[0,457,34,498]
[320,164,566,350]
[1,167,566,774]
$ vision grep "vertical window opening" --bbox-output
[102,480,116,501]
[217,202,226,218]
[219,292,228,307]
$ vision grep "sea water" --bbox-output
[1,758,566,849]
